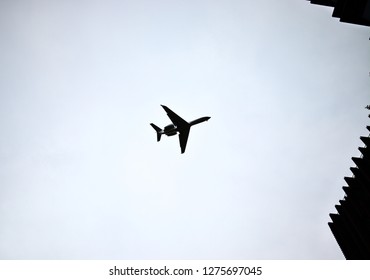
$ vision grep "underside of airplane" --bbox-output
[150,105,210,154]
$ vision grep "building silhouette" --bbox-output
[308,2,370,259]
[328,118,370,259]
[307,0,370,27]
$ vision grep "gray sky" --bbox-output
[0,0,369,259]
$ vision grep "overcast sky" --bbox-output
[0,0,369,259]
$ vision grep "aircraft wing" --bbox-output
[161,105,188,128]
[179,128,190,154]
[161,105,191,153]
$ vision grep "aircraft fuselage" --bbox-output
[162,116,210,137]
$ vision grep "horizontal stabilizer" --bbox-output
[150,123,162,142]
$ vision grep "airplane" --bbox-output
[150,105,211,154]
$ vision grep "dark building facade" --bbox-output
[307,0,370,27]
[308,1,370,260]
[328,121,370,259]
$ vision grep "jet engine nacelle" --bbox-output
[163,124,177,136]
[164,124,175,131]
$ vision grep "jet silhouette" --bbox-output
[150,105,211,154]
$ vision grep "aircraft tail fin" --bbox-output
[150,123,162,142]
